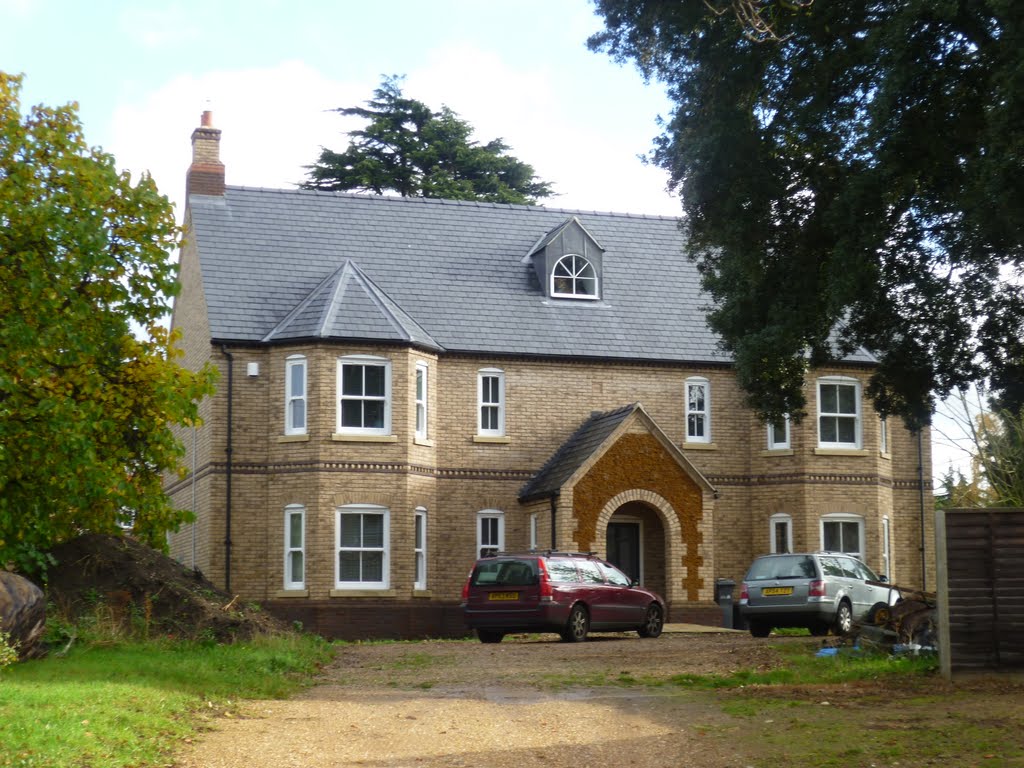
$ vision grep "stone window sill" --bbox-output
[329,589,397,598]
[332,434,398,443]
[414,437,435,447]
[474,435,511,444]
[277,434,310,443]
[683,442,717,451]
[814,448,870,457]
[761,448,794,457]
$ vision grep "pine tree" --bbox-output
[303,76,553,205]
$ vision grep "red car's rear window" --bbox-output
[471,559,537,587]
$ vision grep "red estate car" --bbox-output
[461,551,666,643]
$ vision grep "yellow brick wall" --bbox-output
[166,213,217,577]
[165,335,935,606]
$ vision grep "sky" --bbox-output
[1,0,679,218]
[1,0,972,484]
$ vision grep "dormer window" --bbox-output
[525,216,605,301]
[551,254,598,299]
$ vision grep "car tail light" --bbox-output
[809,579,827,597]
[460,569,473,601]
[537,559,553,602]
[740,582,749,601]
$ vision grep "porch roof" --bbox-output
[519,403,715,502]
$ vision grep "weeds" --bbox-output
[662,643,937,690]
[0,630,18,669]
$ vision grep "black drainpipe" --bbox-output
[549,493,558,550]
[917,429,926,591]
[220,345,234,594]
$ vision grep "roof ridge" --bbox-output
[261,266,345,342]
[320,262,355,337]
[344,262,412,342]
[223,185,682,221]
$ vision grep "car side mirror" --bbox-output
[630,579,639,588]
[878,574,889,583]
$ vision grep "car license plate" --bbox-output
[488,592,519,601]
[762,587,793,596]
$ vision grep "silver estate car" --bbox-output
[739,552,895,637]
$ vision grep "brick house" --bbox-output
[165,113,934,639]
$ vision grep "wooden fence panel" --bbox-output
[937,508,1024,677]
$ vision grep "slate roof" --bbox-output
[524,215,604,259]
[519,404,639,502]
[187,187,878,365]
[263,260,441,349]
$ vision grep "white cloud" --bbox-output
[110,52,679,223]
[0,0,33,17]
[406,44,678,215]
[110,60,359,219]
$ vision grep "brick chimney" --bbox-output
[186,110,225,198]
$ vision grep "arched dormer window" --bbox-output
[550,254,598,299]
[525,217,605,301]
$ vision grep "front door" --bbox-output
[607,521,641,584]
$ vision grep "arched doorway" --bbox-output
[606,501,668,600]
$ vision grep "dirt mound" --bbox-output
[45,534,288,643]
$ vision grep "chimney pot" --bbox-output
[201,110,214,128]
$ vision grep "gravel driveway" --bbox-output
[175,630,785,768]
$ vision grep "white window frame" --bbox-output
[769,513,792,554]
[414,362,428,440]
[817,376,862,449]
[879,416,889,455]
[529,513,538,551]
[414,507,427,591]
[550,253,599,300]
[337,355,391,436]
[820,513,864,559]
[477,509,505,559]
[335,504,390,590]
[685,377,711,443]
[477,368,505,436]
[284,504,305,590]
[285,355,307,435]
[767,414,790,450]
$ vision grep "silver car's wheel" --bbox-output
[560,604,589,642]
[833,600,853,635]
[638,603,664,638]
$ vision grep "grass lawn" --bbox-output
[0,634,333,768]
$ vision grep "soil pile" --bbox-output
[45,533,287,643]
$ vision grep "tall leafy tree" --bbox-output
[941,388,1024,507]
[0,73,217,572]
[589,1,1024,427]
[979,408,1024,507]
[303,76,554,204]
